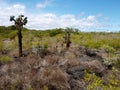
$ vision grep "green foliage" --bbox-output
[7,80,24,90]
[108,74,119,87]
[103,58,114,66]
[101,45,115,53]
[0,26,6,33]
[8,31,17,40]
[0,39,3,52]
[44,86,48,90]
[84,71,103,90]
[113,58,120,69]
[84,70,120,90]
[0,26,16,38]
[103,55,119,67]
[7,25,16,31]
[28,87,34,90]
[64,27,80,33]
[71,32,120,50]
[0,56,12,63]
[45,28,63,37]
[32,41,48,49]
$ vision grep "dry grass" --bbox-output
[31,66,70,90]
[0,44,119,89]
[81,60,105,73]
[64,59,80,69]
[45,55,59,65]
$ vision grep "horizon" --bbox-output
[0,0,120,32]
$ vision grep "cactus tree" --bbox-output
[10,15,27,57]
[63,30,71,48]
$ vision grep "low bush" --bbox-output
[0,56,13,64]
[84,70,120,90]
[8,31,17,40]
[0,41,3,52]
[101,45,115,53]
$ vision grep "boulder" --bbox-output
[67,66,85,79]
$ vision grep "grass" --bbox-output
[1,26,119,51]
[72,32,120,50]
[0,56,13,63]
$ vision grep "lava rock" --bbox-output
[67,66,85,79]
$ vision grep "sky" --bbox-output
[0,0,120,32]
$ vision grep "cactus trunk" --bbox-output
[18,27,22,57]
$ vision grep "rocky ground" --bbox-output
[0,45,120,90]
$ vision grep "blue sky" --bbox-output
[0,0,120,32]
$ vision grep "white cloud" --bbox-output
[36,0,51,9]
[13,4,25,9]
[0,1,105,31]
[0,2,26,26]
[26,13,102,31]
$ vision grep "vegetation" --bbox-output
[0,25,120,89]
[0,56,12,64]
[84,70,120,90]
[10,15,27,57]
[63,30,71,48]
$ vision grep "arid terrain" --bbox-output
[0,26,120,90]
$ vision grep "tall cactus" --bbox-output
[63,30,71,48]
[10,15,27,57]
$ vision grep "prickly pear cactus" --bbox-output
[63,30,71,48]
[10,15,27,57]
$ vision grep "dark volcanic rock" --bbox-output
[67,66,85,79]
[85,48,97,57]
[79,56,92,62]
[79,47,104,62]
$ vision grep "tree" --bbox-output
[63,30,71,48]
[10,15,27,57]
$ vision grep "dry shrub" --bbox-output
[64,59,80,69]
[8,49,19,57]
[81,60,105,74]
[64,51,76,59]
[45,55,59,65]
[32,66,70,90]
[69,79,85,90]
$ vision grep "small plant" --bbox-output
[0,41,3,52]
[84,70,120,90]
[8,31,17,40]
[84,70,103,90]
[28,87,34,90]
[114,58,120,68]
[44,85,48,90]
[108,74,119,87]
[101,45,115,53]
[0,56,12,64]
[63,30,71,48]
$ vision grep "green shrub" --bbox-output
[84,70,120,90]
[0,41,3,52]
[49,29,63,37]
[84,71,103,90]
[44,86,48,90]
[108,74,119,87]
[114,58,120,68]
[8,31,17,40]
[0,56,12,63]
[28,87,34,90]
[100,45,115,53]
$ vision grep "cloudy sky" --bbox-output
[0,0,120,32]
